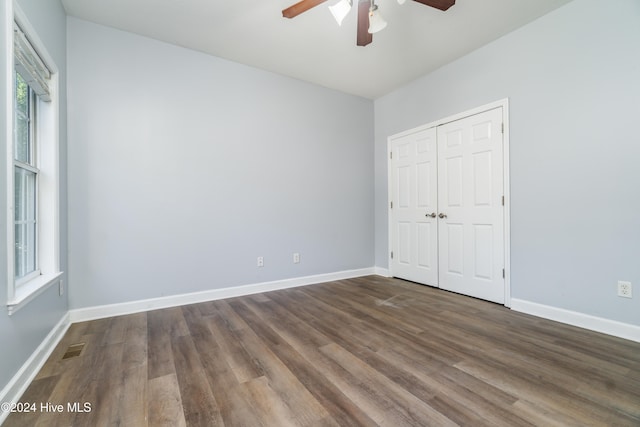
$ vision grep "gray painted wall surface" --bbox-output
[0,0,68,391]
[374,0,640,325]
[67,18,374,309]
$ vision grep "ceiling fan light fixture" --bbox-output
[368,4,387,34]
[329,0,352,26]
[282,0,456,46]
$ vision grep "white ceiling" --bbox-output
[61,0,573,99]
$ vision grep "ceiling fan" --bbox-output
[282,0,455,47]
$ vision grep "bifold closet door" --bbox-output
[437,107,505,304]
[389,128,439,286]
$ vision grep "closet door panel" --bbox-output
[437,107,505,304]
[389,128,439,286]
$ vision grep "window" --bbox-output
[7,11,61,314]
[14,70,39,283]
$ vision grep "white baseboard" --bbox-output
[0,312,71,425]
[69,267,377,323]
[373,267,391,277]
[511,299,640,343]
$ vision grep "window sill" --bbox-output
[7,271,63,316]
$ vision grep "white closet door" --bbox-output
[389,128,439,286]
[437,107,505,303]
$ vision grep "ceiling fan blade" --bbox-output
[357,0,372,46]
[412,0,455,11]
[282,0,329,18]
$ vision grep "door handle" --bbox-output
[425,212,436,218]
[438,213,447,219]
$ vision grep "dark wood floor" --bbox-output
[5,276,640,426]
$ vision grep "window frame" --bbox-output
[6,4,62,315]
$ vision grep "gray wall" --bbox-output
[375,0,640,325]
[67,18,374,309]
[0,0,68,390]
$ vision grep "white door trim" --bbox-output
[387,98,511,307]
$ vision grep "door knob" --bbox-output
[438,213,447,219]
[425,212,436,218]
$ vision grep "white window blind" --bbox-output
[14,22,51,102]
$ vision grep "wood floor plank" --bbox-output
[206,301,266,383]
[5,276,640,427]
[278,287,464,366]
[238,298,379,427]
[104,313,149,426]
[319,342,457,426]
[374,348,534,427]
[149,374,187,427]
[422,320,640,424]
[242,376,301,427]
[171,334,223,426]
[115,364,148,426]
[455,358,640,426]
[247,306,388,426]
[100,314,129,346]
[60,342,125,427]
[225,305,331,426]
[147,307,186,380]
[122,312,148,368]
[182,305,267,427]
[259,293,448,426]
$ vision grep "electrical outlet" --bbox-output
[257,256,264,267]
[59,280,64,296]
[293,253,300,264]
[617,281,632,298]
